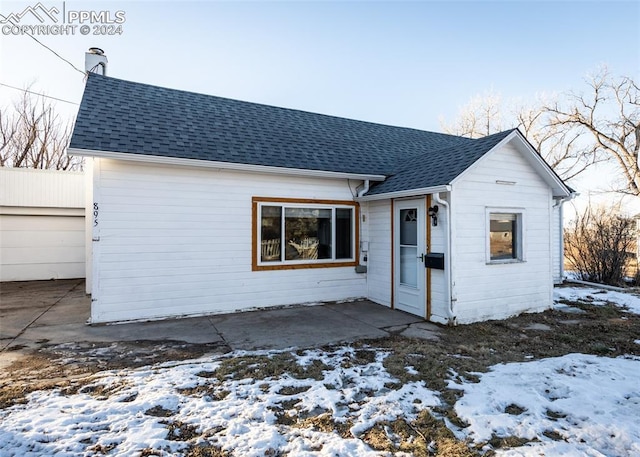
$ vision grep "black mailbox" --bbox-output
[424,253,445,270]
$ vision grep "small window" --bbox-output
[254,198,358,270]
[489,212,522,262]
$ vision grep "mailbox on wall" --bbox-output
[424,253,445,270]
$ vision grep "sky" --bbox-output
[1,0,639,211]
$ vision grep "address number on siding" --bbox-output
[93,202,99,227]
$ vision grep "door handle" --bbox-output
[418,253,424,262]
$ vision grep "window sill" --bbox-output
[486,259,526,265]
[254,260,358,271]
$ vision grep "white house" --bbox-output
[69,73,574,324]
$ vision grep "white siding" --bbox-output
[0,168,85,281]
[428,196,448,323]
[90,159,367,323]
[451,142,553,324]
[366,200,391,307]
[85,159,95,293]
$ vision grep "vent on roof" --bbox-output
[85,47,107,75]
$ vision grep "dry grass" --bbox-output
[87,443,118,454]
[0,384,30,409]
[145,405,176,417]
[185,445,230,457]
[212,352,330,381]
[294,412,353,438]
[363,411,478,456]
[163,420,200,441]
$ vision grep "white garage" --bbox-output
[0,168,85,282]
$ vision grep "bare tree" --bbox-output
[441,92,600,182]
[545,68,640,196]
[0,88,79,170]
[441,90,504,139]
[564,204,636,286]
[514,102,604,181]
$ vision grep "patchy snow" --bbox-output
[404,365,419,375]
[554,286,640,315]
[0,346,439,456]
[450,354,640,456]
[3,286,640,456]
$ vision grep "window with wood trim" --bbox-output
[253,198,357,270]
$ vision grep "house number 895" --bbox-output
[93,203,99,227]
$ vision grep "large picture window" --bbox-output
[488,211,524,263]
[253,198,358,270]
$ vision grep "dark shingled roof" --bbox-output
[366,130,515,195]
[70,74,516,195]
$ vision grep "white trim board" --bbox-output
[68,148,387,182]
[357,185,451,202]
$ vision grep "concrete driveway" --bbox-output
[1,279,441,356]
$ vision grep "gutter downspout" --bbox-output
[555,199,565,281]
[553,192,578,282]
[356,179,370,198]
[356,180,370,272]
[433,192,455,324]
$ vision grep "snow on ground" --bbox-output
[3,287,640,456]
[554,286,640,315]
[0,346,439,457]
[445,286,640,456]
[450,354,640,456]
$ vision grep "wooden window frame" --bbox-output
[252,197,359,271]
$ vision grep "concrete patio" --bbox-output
[0,279,442,356]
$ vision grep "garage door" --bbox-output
[0,214,85,281]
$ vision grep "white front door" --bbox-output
[394,198,426,317]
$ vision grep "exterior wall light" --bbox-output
[428,205,439,226]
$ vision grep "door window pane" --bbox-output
[285,208,332,260]
[400,209,417,246]
[400,246,418,287]
[399,208,418,287]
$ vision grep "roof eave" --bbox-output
[357,185,451,202]
[512,132,574,198]
[69,148,387,182]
